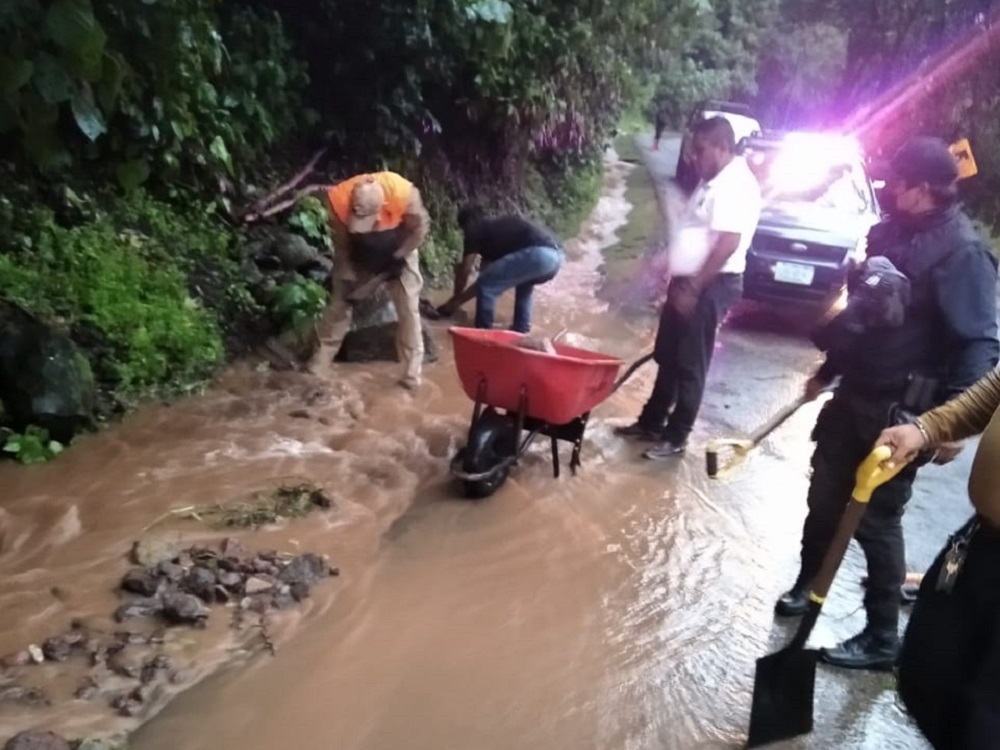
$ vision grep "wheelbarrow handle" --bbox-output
[610,352,655,395]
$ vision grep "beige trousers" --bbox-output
[309,251,424,384]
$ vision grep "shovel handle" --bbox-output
[789,446,902,649]
[747,394,810,446]
[705,391,818,478]
[345,271,391,303]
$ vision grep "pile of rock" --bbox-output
[3,732,125,750]
[0,536,338,726]
[116,536,337,626]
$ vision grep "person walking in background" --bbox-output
[616,116,762,457]
[653,105,667,151]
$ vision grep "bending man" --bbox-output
[435,206,563,333]
[308,171,429,390]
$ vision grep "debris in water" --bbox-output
[0,536,338,730]
[0,684,51,707]
[1,650,31,668]
[141,481,332,532]
[3,730,70,750]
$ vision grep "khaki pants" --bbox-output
[308,251,424,385]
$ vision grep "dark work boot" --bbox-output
[820,628,899,672]
[613,422,664,441]
[774,587,810,617]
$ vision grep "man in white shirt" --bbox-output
[616,116,762,458]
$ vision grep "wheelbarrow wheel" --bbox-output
[463,469,510,500]
[459,408,518,500]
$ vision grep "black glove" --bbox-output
[383,255,407,279]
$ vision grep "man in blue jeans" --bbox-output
[433,206,563,332]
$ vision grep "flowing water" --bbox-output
[0,146,933,749]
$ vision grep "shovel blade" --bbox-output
[745,647,818,748]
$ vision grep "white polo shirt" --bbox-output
[669,156,762,277]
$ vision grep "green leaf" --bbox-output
[95,52,125,110]
[71,87,106,141]
[45,0,107,81]
[465,0,513,23]
[45,0,106,51]
[0,56,33,94]
[116,158,150,192]
[33,52,75,104]
[208,135,232,172]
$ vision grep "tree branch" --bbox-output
[250,147,328,215]
[242,183,334,224]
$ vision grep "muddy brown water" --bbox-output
[0,148,930,749]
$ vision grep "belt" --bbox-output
[839,377,908,399]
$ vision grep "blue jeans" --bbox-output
[475,245,563,333]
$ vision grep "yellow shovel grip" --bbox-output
[852,445,905,504]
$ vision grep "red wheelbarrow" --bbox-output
[448,327,653,498]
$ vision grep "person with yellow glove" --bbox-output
[877,367,1000,750]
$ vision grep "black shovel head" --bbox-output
[745,646,819,748]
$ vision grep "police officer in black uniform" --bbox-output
[774,136,999,671]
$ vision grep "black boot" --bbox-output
[774,587,810,617]
[820,627,899,671]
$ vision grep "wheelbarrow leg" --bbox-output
[516,386,528,458]
[472,378,487,425]
[569,412,590,476]
[551,437,560,479]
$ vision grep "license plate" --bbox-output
[773,261,814,286]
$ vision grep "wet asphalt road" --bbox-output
[637,131,977,750]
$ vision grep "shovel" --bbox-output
[705,386,834,478]
[744,445,906,748]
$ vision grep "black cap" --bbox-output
[888,136,959,187]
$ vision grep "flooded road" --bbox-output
[1,135,971,749]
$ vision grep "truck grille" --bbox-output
[751,233,849,264]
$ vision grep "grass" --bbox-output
[143,483,332,532]
[615,133,643,165]
[600,134,662,288]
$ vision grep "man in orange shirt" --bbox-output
[308,172,430,390]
